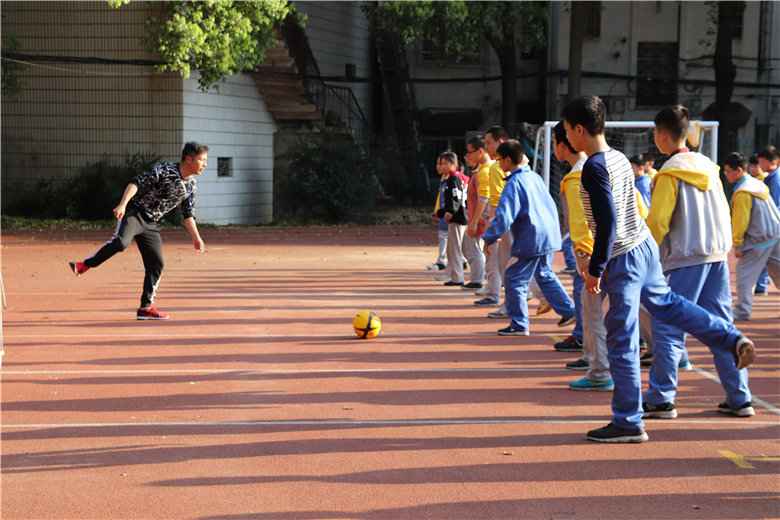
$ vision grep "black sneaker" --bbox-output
[640,351,653,367]
[473,297,499,306]
[754,288,768,296]
[462,282,483,290]
[586,422,648,443]
[565,358,589,371]
[717,401,755,417]
[642,401,678,419]
[554,335,583,352]
[443,280,464,287]
[557,314,576,327]
[435,262,446,271]
[497,325,529,336]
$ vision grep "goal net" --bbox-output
[530,120,719,215]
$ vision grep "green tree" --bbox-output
[110,0,293,91]
[364,1,547,129]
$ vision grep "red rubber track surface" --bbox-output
[2,226,778,519]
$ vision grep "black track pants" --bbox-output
[84,211,164,308]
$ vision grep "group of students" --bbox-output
[430,96,778,443]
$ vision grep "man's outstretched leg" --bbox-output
[69,214,144,275]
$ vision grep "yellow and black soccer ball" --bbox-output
[352,310,381,339]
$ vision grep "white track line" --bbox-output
[692,366,780,416]
[3,418,779,429]
[0,367,561,375]
[3,331,514,339]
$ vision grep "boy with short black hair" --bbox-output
[723,152,780,322]
[69,142,209,320]
[477,126,512,307]
[483,140,575,336]
[459,136,490,289]
[755,145,780,295]
[562,96,755,443]
[630,154,652,208]
[642,104,751,420]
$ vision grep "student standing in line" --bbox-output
[562,96,755,443]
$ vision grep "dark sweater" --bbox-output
[436,175,467,225]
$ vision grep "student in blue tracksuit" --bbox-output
[630,154,652,209]
[561,96,756,443]
[755,146,780,295]
[482,140,575,336]
[642,105,753,419]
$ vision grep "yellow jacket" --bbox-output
[561,164,648,256]
[476,160,492,200]
[731,176,772,248]
[647,153,719,245]
[488,161,507,207]
[647,151,732,271]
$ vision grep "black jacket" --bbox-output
[436,175,467,225]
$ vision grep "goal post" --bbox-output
[532,120,720,188]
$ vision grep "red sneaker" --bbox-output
[136,306,170,320]
[68,261,90,276]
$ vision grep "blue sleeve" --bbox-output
[767,174,780,207]
[581,159,616,277]
[636,176,652,207]
[483,178,520,245]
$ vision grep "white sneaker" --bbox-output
[474,286,488,296]
[488,306,508,319]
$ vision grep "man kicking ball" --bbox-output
[68,142,208,320]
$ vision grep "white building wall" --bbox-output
[554,1,780,153]
[1,2,182,186]
[295,2,372,125]
[182,73,276,225]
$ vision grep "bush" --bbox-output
[3,154,162,221]
[65,153,161,220]
[279,136,381,222]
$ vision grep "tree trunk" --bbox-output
[373,28,423,201]
[713,1,742,162]
[498,44,518,130]
[567,2,588,102]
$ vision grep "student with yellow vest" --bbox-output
[459,136,490,289]
[554,122,649,388]
[476,126,511,307]
[723,152,780,322]
[643,105,753,419]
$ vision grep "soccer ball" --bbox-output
[352,310,381,339]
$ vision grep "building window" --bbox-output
[217,157,233,178]
[583,1,601,39]
[636,42,678,107]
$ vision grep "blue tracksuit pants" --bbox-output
[562,235,577,270]
[572,271,584,342]
[645,262,751,408]
[505,254,575,331]
[755,267,769,293]
[603,238,742,429]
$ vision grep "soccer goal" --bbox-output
[531,120,720,188]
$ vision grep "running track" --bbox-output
[2,226,778,519]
